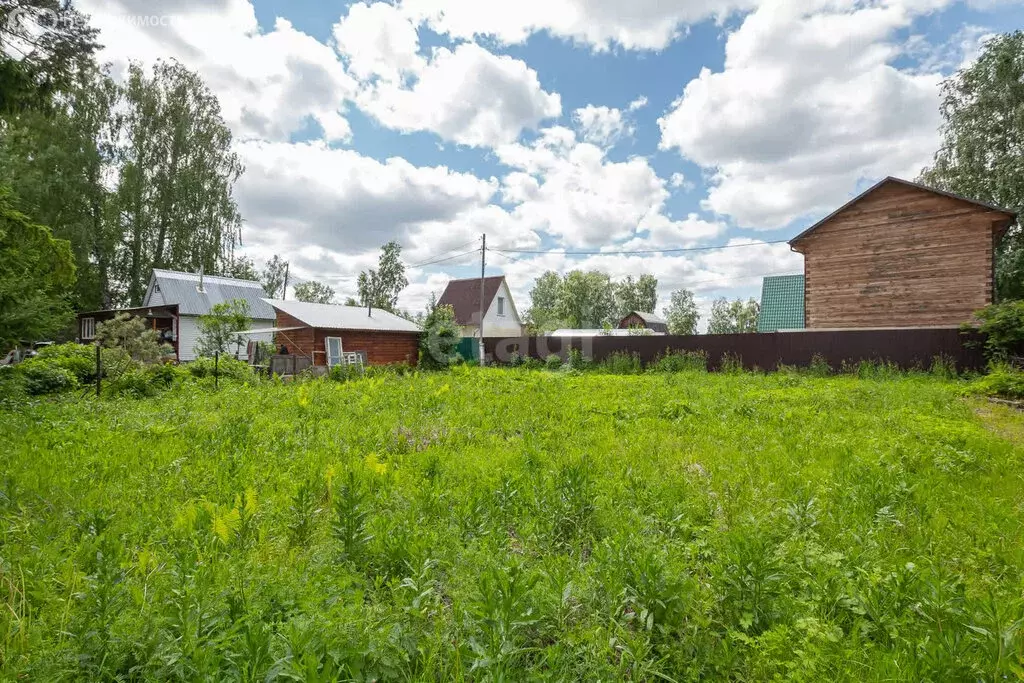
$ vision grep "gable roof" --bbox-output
[145,269,276,319]
[266,299,421,333]
[437,276,507,326]
[757,274,805,332]
[620,311,668,332]
[789,176,1018,247]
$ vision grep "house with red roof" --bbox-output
[437,275,524,338]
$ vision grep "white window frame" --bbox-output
[81,317,96,340]
[325,336,344,367]
[497,296,505,316]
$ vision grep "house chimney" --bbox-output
[197,266,205,293]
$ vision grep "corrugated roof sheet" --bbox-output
[628,311,667,325]
[146,269,275,319]
[267,299,422,333]
[758,274,805,332]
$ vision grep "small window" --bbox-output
[497,296,505,316]
[81,317,96,340]
[325,337,343,367]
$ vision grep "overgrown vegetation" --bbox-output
[2,368,1022,679]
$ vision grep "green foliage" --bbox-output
[919,31,1024,301]
[808,353,831,377]
[651,349,708,372]
[259,255,289,299]
[968,301,1024,361]
[664,288,700,335]
[966,364,1024,399]
[4,369,1024,679]
[419,302,459,370]
[21,364,77,395]
[720,352,744,374]
[328,363,364,382]
[545,354,564,370]
[567,347,588,371]
[293,280,335,304]
[357,241,407,313]
[0,186,75,347]
[600,351,642,374]
[196,299,252,357]
[708,297,760,334]
[186,355,253,382]
[24,342,96,383]
[614,274,658,319]
[94,313,169,365]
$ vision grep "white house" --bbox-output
[77,269,276,361]
[437,275,524,338]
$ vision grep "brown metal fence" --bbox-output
[484,328,987,372]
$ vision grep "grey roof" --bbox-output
[144,269,275,319]
[266,299,421,333]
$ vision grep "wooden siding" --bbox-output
[273,311,419,366]
[793,182,1007,328]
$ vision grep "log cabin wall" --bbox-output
[793,182,1007,328]
[272,310,419,366]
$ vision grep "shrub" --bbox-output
[545,354,564,371]
[420,303,460,370]
[965,364,1024,399]
[930,354,958,379]
[22,365,78,395]
[520,356,542,370]
[846,359,901,379]
[95,313,170,364]
[187,356,253,381]
[808,354,831,377]
[329,363,363,382]
[966,301,1024,361]
[651,349,708,372]
[106,369,158,398]
[599,351,642,375]
[567,348,588,371]
[720,352,743,374]
[26,343,97,383]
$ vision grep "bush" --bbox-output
[22,365,78,395]
[329,363,363,382]
[808,354,831,377]
[567,348,588,371]
[187,356,253,381]
[420,303,460,370]
[545,354,564,371]
[106,369,158,398]
[720,352,743,374]
[966,301,1024,361]
[520,356,542,370]
[599,351,642,374]
[26,343,97,383]
[965,364,1024,399]
[651,349,708,373]
[930,354,958,379]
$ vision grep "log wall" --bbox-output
[793,182,1005,328]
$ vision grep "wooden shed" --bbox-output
[789,177,1017,329]
[266,299,421,367]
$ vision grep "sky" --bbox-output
[76,0,1024,326]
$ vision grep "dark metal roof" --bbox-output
[437,276,505,326]
[619,311,668,333]
[789,176,1018,246]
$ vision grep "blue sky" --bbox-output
[81,0,1024,323]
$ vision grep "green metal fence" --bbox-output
[456,337,479,363]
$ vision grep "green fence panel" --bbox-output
[456,337,479,362]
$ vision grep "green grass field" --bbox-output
[2,367,1023,681]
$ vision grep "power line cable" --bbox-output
[405,240,480,268]
[408,247,481,269]
[490,238,790,256]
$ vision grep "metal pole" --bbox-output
[478,234,486,367]
[215,351,219,390]
[95,344,102,397]
[282,262,290,300]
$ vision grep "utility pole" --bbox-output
[478,234,486,367]
[282,262,290,300]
